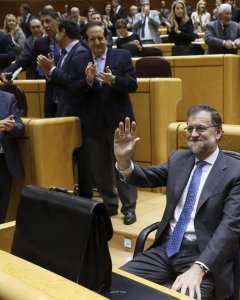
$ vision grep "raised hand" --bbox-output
[114,117,140,170]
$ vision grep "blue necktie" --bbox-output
[166,160,207,258]
[53,41,61,64]
[57,48,67,68]
[141,17,146,38]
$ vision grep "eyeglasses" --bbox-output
[184,125,217,134]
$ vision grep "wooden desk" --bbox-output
[0,250,192,300]
[0,250,106,300]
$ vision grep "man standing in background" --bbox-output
[0,91,24,223]
[69,22,138,225]
[132,0,161,44]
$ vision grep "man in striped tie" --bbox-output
[114,104,240,300]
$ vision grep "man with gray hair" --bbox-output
[205,3,240,54]
[132,0,161,44]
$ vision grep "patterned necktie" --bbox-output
[166,160,207,258]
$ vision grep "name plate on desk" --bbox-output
[101,272,179,300]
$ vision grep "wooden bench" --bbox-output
[7,117,81,221]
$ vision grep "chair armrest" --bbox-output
[133,222,160,258]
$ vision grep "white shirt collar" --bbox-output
[65,40,79,53]
[195,147,219,165]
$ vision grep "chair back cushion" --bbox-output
[136,56,172,78]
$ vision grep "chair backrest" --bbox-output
[120,43,142,57]
[135,56,172,78]
[11,185,113,292]
[141,47,163,57]
[0,85,28,117]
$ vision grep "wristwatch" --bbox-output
[194,262,210,274]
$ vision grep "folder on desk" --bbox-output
[101,272,179,300]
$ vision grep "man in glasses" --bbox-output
[114,104,240,300]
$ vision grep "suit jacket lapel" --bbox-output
[171,153,195,208]
[62,42,80,69]
[196,150,227,212]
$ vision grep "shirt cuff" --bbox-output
[195,261,210,272]
[115,160,134,179]
[49,66,56,76]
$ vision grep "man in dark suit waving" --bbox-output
[0,91,24,223]
[114,105,240,299]
[69,21,138,224]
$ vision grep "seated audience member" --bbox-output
[191,0,211,34]
[114,105,240,300]
[212,0,222,21]
[132,0,161,44]
[70,7,87,35]
[222,0,240,22]
[163,0,197,55]
[61,4,71,20]
[19,3,34,38]
[115,19,142,56]
[102,2,115,34]
[3,14,26,60]
[23,18,46,79]
[127,5,139,31]
[205,3,240,54]
[87,7,96,22]
[0,31,16,72]
[183,0,193,17]
[158,0,170,22]
[111,0,127,35]
[90,12,113,48]
[0,91,24,223]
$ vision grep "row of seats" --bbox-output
[6,54,240,124]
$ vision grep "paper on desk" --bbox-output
[11,67,23,80]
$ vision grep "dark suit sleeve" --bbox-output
[198,177,240,273]
[110,50,137,93]
[68,53,92,95]
[127,163,169,188]
[3,36,44,73]
[0,33,16,68]
[51,47,87,86]
[4,94,24,138]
